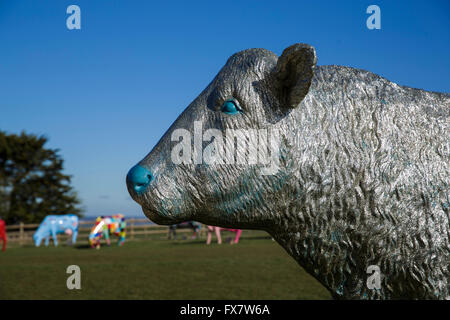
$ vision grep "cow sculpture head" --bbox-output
[126,44,316,230]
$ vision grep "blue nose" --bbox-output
[127,165,153,194]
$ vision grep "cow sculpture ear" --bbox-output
[274,43,317,109]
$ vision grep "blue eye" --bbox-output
[221,100,241,115]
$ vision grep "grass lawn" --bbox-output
[0,231,330,300]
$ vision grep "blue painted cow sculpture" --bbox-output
[33,214,79,247]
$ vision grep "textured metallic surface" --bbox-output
[127,43,450,299]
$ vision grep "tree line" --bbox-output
[0,131,82,224]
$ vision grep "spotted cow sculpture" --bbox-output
[89,214,126,248]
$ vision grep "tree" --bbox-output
[0,131,83,224]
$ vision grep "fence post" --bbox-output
[130,219,134,240]
[19,222,24,246]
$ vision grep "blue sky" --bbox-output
[0,0,448,218]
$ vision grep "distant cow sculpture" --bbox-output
[33,214,79,247]
[126,43,449,299]
[0,218,6,252]
[168,221,202,240]
[89,214,126,249]
[206,226,242,245]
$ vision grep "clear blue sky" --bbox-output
[0,0,448,218]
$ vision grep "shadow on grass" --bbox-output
[241,236,273,240]
[168,235,273,246]
[20,244,38,249]
[74,244,92,250]
[169,239,205,246]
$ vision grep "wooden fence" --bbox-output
[5,218,207,246]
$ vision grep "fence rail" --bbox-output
[5,218,207,246]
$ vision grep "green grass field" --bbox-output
[0,231,330,300]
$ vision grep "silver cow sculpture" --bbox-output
[127,43,449,299]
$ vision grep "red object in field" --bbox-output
[0,219,6,252]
